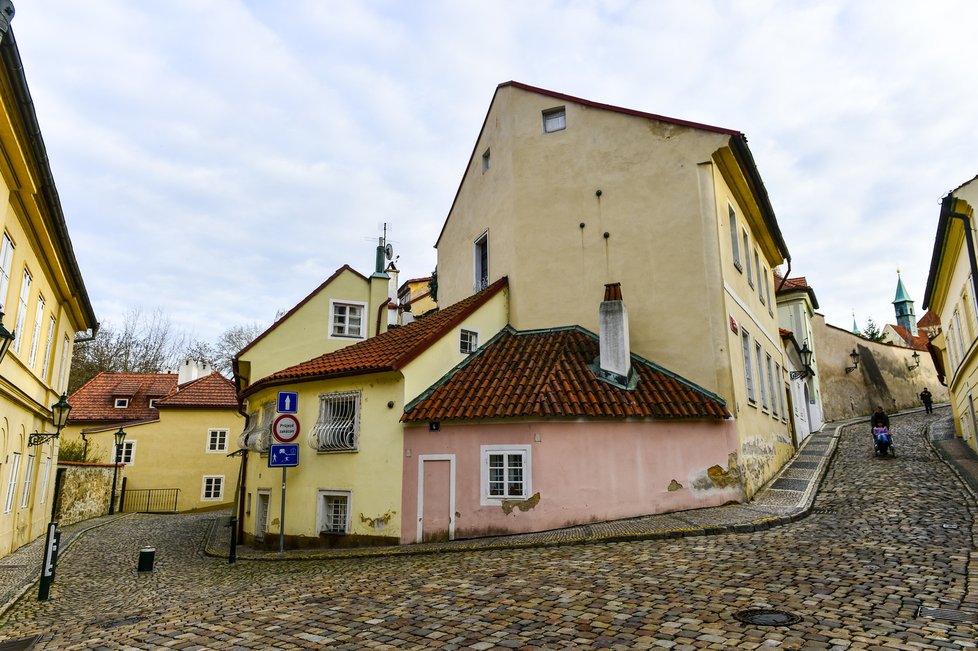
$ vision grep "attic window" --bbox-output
[482,148,491,173]
[460,329,479,354]
[543,107,566,133]
[114,398,129,408]
[149,399,158,408]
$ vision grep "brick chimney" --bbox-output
[599,282,631,384]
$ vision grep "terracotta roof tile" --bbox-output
[156,372,238,409]
[888,324,930,351]
[917,310,940,328]
[403,326,729,422]
[68,372,178,423]
[243,278,509,397]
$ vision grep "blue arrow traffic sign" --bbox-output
[268,444,299,468]
[277,391,298,413]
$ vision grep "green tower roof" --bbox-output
[893,271,913,305]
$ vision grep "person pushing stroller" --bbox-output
[870,405,894,456]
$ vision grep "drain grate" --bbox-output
[917,606,978,624]
[733,609,801,626]
[942,523,960,529]
[0,636,41,651]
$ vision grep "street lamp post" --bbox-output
[108,427,127,515]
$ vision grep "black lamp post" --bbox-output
[0,309,14,362]
[789,342,814,380]
[29,392,72,447]
[845,348,860,374]
[908,350,921,371]
[108,427,127,515]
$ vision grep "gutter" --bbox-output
[923,193,977,310]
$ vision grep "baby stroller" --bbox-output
[872,425,894,457]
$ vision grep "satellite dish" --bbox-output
[385,243,394,260]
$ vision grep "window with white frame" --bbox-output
[481,445,531,504]
[114,441,136,465]
[0,233,13,310]
[207,428,229,453]
[4,452,20,512]
[542,107,566,133]
[58,334,70,393]
[474,231,489,292]
[42,315,55,380]
[729,206,742,271]
[329,300,366,339]
[755,343,767,410]
[39,456,51,504]
[202,475,224,500]
[12,269,31,353]
[149,399,158,408]
[114,398,129,408]
[20,456,34,508]
[481,148,490,173]
[311,391,360,452]
[775,363,786,419]
[741,330,755,403]
[954,309,966,361]
[742,231,752,289]
[28,295,44,368]
[766,353,777,416]
[460,329,478,354]
[318,490,351,534]
[753,249,761,293]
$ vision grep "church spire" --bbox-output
[892,269,917,336]
[851,310,861,335]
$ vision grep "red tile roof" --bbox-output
[917,310,940,329]
[243,278,509,398]
[68,372,178,423]
[403,326,729,422]
[887,324,929,351]
[156,372,238,409]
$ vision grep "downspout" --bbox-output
[946,196,978,304]
[776,257,793,293]
[375,298,391,335]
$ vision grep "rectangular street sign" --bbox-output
[268,444,299,468]
[277,391,298,413]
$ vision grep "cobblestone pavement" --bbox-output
[0,409,975,649]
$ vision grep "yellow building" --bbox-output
[923,175,978,454]
[62,365,243,512]
[0,25,98,559]
[397,276,437,320]
[434,82,793,496]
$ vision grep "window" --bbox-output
[741,330,755,403]
[766,354,777,416]
[542,107,566,133]
[20,456,34,508]
[114,398,129,408]
[329,300,366,339]
[207,428,228,453]
[12,269,31,353]
[42,316,55,380]
[954,309,966,360]
[729,206,741,271]
[741,233,752,288]
[149,399,158,408]
[0,233,13,309]
[756,343,767,410]
[311,391,360,452]
[758,265,766,305]
[481,445,531,503]
[482,148,490,173]
[4,453,20,512]
[460,329,479,354]
[474,231,489,292]
[114,441,136,465]
[752,250,761,292]
[39,457,51,504]
[58,334,70,393]
[318,490,351,534]
[775,364,786,419]
[28,295,44,368]
[202,476,224,500]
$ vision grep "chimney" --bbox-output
[178,359,211,385]
[599,283,631,384]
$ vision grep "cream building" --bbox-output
[434,82,793,496]
[0,25,98,559]
[923,175,978,453]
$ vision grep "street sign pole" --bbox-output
[279,466,286,558]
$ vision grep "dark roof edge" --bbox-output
[923,193,955,309]
[728,134,790,263]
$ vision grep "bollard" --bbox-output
[137,546,156,573]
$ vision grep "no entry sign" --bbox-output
[272,414,300,443]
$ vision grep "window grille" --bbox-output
[237,402,273,452]
[310,391,360,452]
[320,493,349,534]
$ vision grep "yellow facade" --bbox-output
[62,407,244,512]
[923,179,978,454]
[0,30,97,559]
[434,83,792,496]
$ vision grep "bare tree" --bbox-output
[213,322,265,376]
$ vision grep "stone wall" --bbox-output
[55,462,116,526]
[812,314,948,422]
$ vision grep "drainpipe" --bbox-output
[776,257,793,293]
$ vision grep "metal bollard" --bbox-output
[137,546,155,573]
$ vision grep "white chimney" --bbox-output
[599,283,631,383]
[178,359,212,385]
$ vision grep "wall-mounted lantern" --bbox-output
[789,342,814,380]
[908,350,921,371]
[845,348,860,374]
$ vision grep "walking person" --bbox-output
[920,388,933,414]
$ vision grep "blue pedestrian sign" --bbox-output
[277,391,298,413]
[268,444,299,468]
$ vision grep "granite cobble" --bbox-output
[0,408,974,648]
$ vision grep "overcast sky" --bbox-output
[11,1,978,343]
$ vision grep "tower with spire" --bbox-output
[893,270,917,336]
[851,311,861,336]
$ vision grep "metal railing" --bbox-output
[119,488,180,513]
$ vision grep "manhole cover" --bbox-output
[0,636,41,651]
[733,609,801,626]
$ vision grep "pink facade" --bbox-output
[401,419,741,544]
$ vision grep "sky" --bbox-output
[9,0,978,343]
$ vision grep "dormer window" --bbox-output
[149,399,158,408]
[114,398,129,408]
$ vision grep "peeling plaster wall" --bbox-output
[811,314,948,421]
[401,419,741,543]
[737,429,795,497]
[55,462,116,526]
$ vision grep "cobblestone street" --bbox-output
[0,410,976,649]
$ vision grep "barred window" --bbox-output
[318,490,350,534]
[310,391,360,452]
[237,402,273,452]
